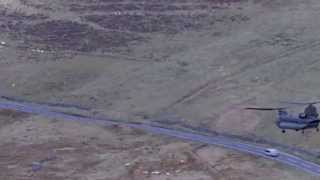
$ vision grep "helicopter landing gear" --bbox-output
[282,129,286,133]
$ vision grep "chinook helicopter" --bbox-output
[245,101,320,133]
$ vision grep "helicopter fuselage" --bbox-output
[245,104,320,133]
[276,112,320,132]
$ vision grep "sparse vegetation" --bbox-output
[0,0,319,179]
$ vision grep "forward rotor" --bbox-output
[279,100,320,106]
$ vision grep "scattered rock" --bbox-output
[125,162,131,167]
[179,159,186,164]
[7,165,18,169]
[151,171,161,175]
[31,49,45,53]
[54,147,76,152]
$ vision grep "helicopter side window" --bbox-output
[299,113,307,119]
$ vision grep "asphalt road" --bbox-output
[0,99,320,176]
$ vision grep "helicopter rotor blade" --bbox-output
[245,107,286,111]
[279,100,320,105]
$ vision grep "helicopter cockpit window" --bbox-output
[304,104,319,118]
[299,113,307,119]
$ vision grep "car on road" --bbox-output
[264,148,279,157]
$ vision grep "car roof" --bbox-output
[265,148,278,152]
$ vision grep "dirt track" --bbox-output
[1,0,320,179]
